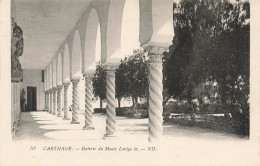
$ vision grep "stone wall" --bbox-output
[21,69,45,110]
[11,18,23,138]
[11,82,21,138]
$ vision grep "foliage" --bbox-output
[93,49,149,110]
[92,62,106,108]
[164,0,249,134]
[115,57,129,108]
[116,48,149,110]
[91,0,250,135]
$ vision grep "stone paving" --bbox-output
[15,111,247,142]
[13,111,257,166]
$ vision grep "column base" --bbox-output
[70,121,80,124]
[53,112,57,115]
[57,114,63,117]
[103,133,117,140]
[82,125,95,130]
[63,117,70,120]
[148,137,162,144]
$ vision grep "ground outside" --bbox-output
[10,111,257,166]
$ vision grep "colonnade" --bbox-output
[43,0,173,142]
[44,46,165,142]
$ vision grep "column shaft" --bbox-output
[57,86,63,117]
[104,66,117,136]
[46,91,49,111]
[83,74,94,130]
[44,91,47,110]
[148,48,164,143]
[49,90,53,114]
[53,88,57,115]
[71,79,80,124]
[63,83,70,120]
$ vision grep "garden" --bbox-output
[92,0,250,137]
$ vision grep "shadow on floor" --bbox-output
[15,111,65,140]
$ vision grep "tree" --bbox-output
[115,58,129,108]
[164,0,249,130]
[92,62,106,108]
[164,0,209,116]
[116,48,149,112]
[209,0,250,135]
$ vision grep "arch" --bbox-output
[105,0,126,64]
[52,59,57,88]
[139,0,173,46]
[57,53,62,85]
[150,0,173,45]
[71,30,82,79]
[63,44,70,82]
[84,8,101,73]
[121,0,140,56]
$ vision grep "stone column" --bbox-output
[148,46,164,143]
[53,88,57,115]
[57,85,63,117]
[71,79,80,124]
[83,74,95,130]
[104,65,117,137]
[49,90,53,114]
[63,83,70,120]
[44,91,47,110]
[46,91,49,111]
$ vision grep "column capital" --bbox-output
[147,46,167,56]
[57,85,63,90]
[103,64,119,71]
[84,74,93,84]
[103,64,118,77]
[63,82,70,87]
[146,46,168,64]
[71,78,80,84]
[83,73,94,80]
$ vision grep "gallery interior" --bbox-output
[11,0,174,142]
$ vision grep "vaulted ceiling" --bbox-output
[13,0,92,69]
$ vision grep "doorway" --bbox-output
[27,86,37,111]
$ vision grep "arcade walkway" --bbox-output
[15,111,246,142]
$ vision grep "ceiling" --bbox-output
[13,0,92,69]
